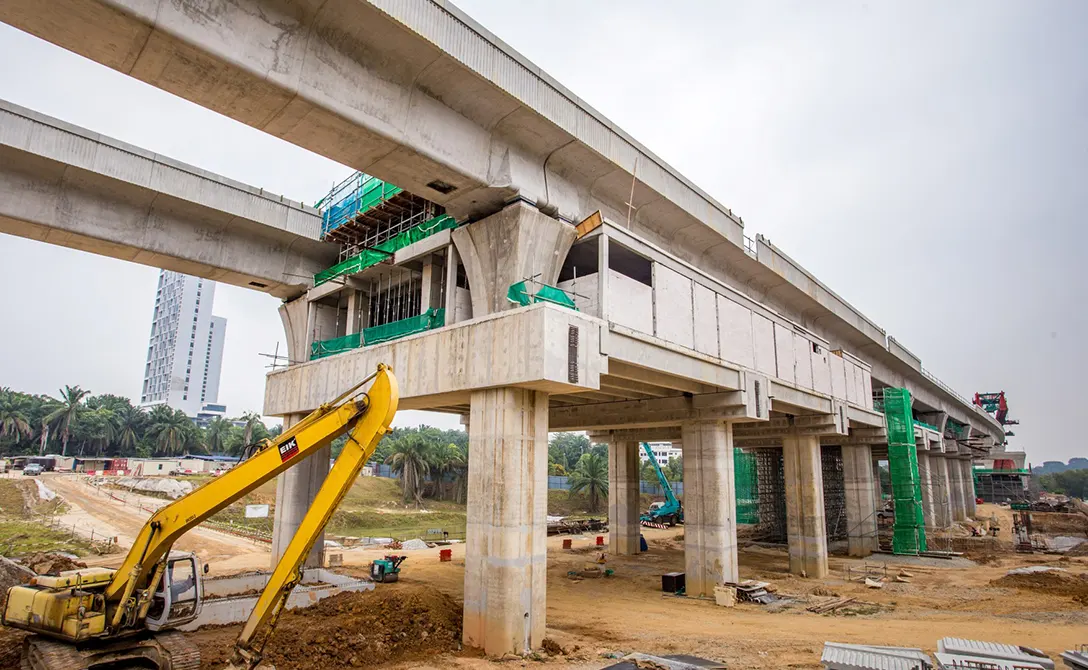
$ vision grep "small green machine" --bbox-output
[370,555,407,583]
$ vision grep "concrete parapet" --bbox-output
[463,387,548,656]
[783,432,828,578]
[681,420,738,596]
[608,441,641,556]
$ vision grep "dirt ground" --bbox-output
[180,522,1088,670]
[3,485,1085,669]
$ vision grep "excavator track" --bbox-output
[22,632,201,670]
[156,631,202,670]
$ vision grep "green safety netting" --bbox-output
[363,308,445,346]
[310,332,361,360]
[882,387,927,554]
[734,448,759,524]
[314,214,458,286]
[913,419,939,432]
[506,281,578,310]
[321,174,404,237]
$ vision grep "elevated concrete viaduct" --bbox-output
[2,0,1008,657]
[0,100,335,299]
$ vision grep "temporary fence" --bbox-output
[314,213,458,286]
[310,332,362,360]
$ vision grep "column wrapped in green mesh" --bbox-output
[883,387,927,554]
[734,448,759,524]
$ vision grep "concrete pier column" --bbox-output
[680,420,738,597]
[463,387,548,656]
[843,444,877,557]
[783,432,828,578]
[608,441,642,555]
[452,200,577,316]
[948,455,967,522]
[933,456,953,527]
[962,460,977,518]
[420,254,443,312]
[872,457,884,517]
[270,413,330,568]
[917,452,937,528]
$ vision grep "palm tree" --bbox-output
[114,405,145,453]
[204,416,233,454]
[44,385,90,457]
[569,453,609,514]
[147,408,193,456]
[82,408,117,456]
[0,393,32,442]
[385,433,434,505]
[240,412,262,447]
[431,442,468,503]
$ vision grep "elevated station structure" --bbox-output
[0,0,1008,657]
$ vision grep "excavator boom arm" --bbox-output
[102,366,397,630]
[641,442,680,515]
[230,365,398,666]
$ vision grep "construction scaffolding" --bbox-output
[883,387,927,555]
[754,448,787,543]
[822,446,847,542]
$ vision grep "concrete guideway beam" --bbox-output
[463,387,548,656]
[842,444,878,557]
[681,420,738,596]
[783,432,829,578]
[0,101,335,299]
[608,441,641,556]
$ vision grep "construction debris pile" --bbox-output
[196,584,463,669]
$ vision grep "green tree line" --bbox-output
[1039,469,1088,499]
[0,386,279,458]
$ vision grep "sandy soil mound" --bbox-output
[1030,512,1088,535]
[198,584,463,669]
[22,553,87,576]
[991,568,1088,604]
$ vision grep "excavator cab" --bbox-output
[146,552,205,631]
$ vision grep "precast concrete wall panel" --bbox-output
[692,283,718,357]
[853,364,869,406]
[829,353,847,401]
[861,370,874,409]
[653,264,694,349]
[792,334,813,390]
[558,273,598,318]
[753,314,776,376]
[717,296,754,369]
[609,270,652,333]
[812,346,832,395]
[844,359,859,405]
[774,324,796,384]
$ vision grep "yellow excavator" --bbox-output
[3,364,398,670]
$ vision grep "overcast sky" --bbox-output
[0,1,1084,462]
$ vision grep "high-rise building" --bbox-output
[140,271,228,418]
